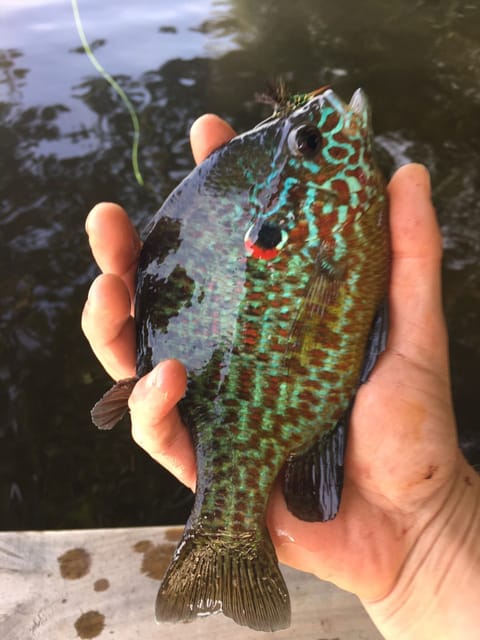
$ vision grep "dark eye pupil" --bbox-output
[256,222,283,249]
[295,125,322,158]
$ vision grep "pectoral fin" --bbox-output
[287,247,344,366]
[91,377,137,430]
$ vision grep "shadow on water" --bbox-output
[1,0,479,529]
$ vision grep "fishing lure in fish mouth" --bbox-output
[91,85,390,632]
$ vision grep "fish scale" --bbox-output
[91,87,390,632]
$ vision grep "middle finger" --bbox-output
[82,273,136,380]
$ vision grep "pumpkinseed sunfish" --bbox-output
[91,87,390,631]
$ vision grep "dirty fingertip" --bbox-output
[388,163,431,198]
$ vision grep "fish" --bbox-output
[91,87,390,632]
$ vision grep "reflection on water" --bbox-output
[1,0,479,530]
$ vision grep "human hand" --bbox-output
[82,114,479,635]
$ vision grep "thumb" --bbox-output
[128,359,196,489]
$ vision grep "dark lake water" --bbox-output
[1,0,479,531]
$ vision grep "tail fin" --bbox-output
[91,377,137,430]
[155,529,291,631]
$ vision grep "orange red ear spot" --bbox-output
[244,222,289,260]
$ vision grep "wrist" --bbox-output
[362,454,480,640]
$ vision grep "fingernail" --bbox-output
[146,365,166,390]
[130,370,167,406]
[85,203,101,236]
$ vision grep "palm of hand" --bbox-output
[269,339,457,600]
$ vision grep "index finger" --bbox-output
[190,114,236,164]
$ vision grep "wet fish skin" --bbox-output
[91,87,390,631]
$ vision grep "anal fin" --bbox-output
[360,297,389,383]
[283,413,347,522]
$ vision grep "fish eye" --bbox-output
[244,221,288,260]
[256,221,283,249]
[288,124,322,158]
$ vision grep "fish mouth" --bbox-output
[297,86,369,115]
[349,88,370,120]
[305,84,331,100]
[349,88,368,114]
[313,87,370,131]
[348,88,371,128]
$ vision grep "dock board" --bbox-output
[0,526,383,639]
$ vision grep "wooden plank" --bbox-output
[0,526,383,639]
